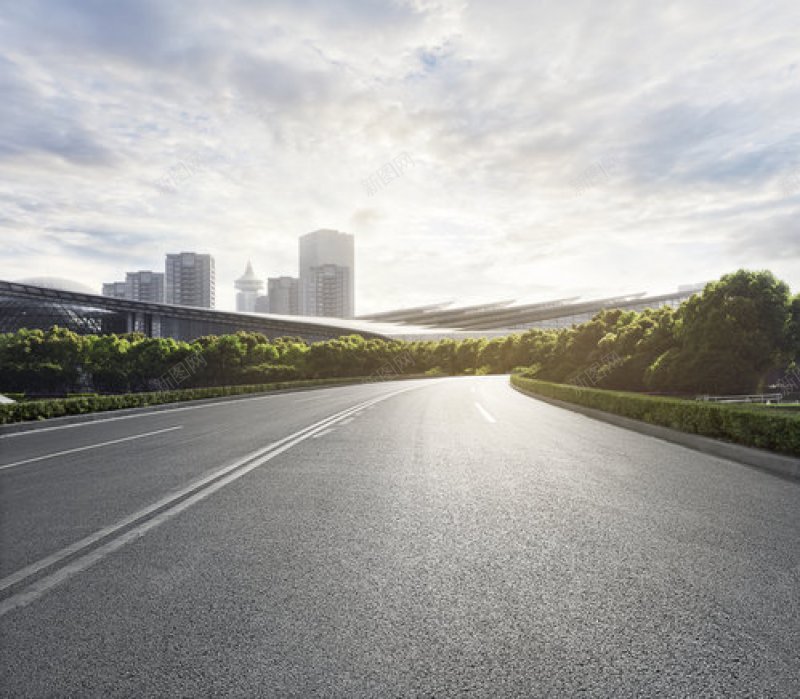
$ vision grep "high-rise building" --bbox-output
[104,272,164,302]
[254,295,270,313]
[267,276,299,315]
[102,281,128,299]
[165,252,215,308]
[298,229,354,318]
[304,264,352,318]
[126,270,164,303]
[234,261,264,312]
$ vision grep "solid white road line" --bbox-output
[0,426,184,471]
[311,428,335,439]
[475,401,497,423]
[0,400,371,595]
[0,382,429,616]
[0,394,287,439]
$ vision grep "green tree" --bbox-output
[646,270,792,393]
[787,294,800,366]
[86,334,133,392]
[203,335,247,385]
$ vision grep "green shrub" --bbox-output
[235,364,301,384]
[424,367,446,377]
[0,376,424,425]
[510,375,800,457]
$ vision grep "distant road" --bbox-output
[1,376,798,696]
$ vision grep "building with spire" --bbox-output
[234,260,264,313]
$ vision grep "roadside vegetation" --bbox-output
[0,377,425,425]
[510,375,800,458]
[1,270,798,425]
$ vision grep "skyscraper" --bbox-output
[254,295,270,313]
[304,265,352,318]
[103,271,164,302]
[126,270,164,303]
[234,260,264,312]
[298,229,354,318]
[165,252,215,308]
[267,276,299,315]
[102,281,128,299]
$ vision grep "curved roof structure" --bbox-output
[0,279,390,342]
[15,276,96,295]
[0,279,700,343]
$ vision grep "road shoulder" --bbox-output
[511,383,800,481]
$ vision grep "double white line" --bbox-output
[0,385,420,617]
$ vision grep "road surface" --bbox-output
[1,376,798,696]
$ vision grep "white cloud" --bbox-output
[0,0,798,313]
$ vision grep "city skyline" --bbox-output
[99,228,356,316]
[64,228,720,317]
[2,1,798,314]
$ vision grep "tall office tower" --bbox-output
[298,229,354,318]
[165,252,215,308]
[126,270,164,303]
[304,264,352,318]
[102,281,128,298]
[254,295,269,313]
[267,276,300,315]
[234,261,264,312]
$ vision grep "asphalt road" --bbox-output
[1,376,798,697]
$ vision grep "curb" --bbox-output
[511,384,800,481]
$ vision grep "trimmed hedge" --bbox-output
[0,376,427,425]
[510,375,800,458]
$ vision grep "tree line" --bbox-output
[1,270,798,397]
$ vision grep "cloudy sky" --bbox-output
[1,0,798,313]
